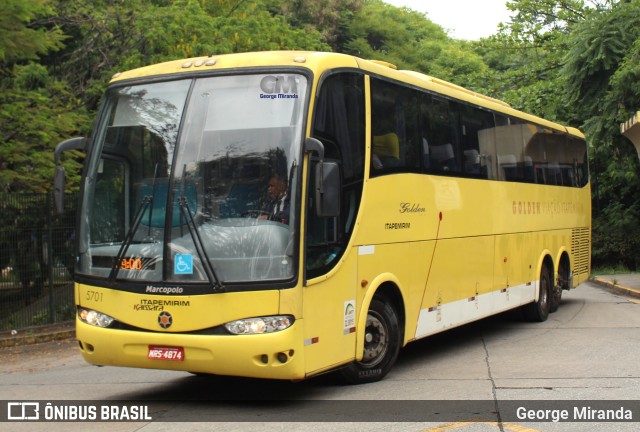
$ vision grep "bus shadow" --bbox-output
[395,309,522,368]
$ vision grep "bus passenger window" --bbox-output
[458,104,494,178]
[430,143,455,171]
[369,78,421,175]
[372,133,401,169]
[493,117,528,182]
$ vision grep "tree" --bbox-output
[470,0,596,119]
[0,64,87,192]
[561,0,640,269]
[0,0,87,193]
[0,0,64,62]
[48,0,331,111]
[271,0,364,51]
[342,0,487,86]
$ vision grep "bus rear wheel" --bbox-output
[523,265,551,322]
[551,259,570,313]
[340,298,401,384]
[550,280,563,313]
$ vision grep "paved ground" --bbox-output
[1,274,639,348]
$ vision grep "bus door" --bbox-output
[302,194,359,374]
[302,72,366,375]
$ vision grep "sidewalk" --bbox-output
[591,273,640,300]
[1,274,638,349]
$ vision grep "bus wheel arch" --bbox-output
[373,282,406,337]
[340,282,405,384]
[524,255,553,322]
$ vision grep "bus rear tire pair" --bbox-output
[523,265,552,322]
[340,298,402,384]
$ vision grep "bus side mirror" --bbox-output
[315,161,341,217]
[53,166,66,215]
[53,137,86,214]
[305,137,341,217]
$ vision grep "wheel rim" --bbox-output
[362,310,388,367]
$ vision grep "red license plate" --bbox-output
[148,345,185,361]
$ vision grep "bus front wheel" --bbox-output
[523,266,551,322]
[340,298,401,384]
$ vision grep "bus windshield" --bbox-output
[77,73,308,285]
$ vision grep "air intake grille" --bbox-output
[571,227,591,276]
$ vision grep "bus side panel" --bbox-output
[415,236,495,338]
[356,241,434,345]
[494,232,538,306]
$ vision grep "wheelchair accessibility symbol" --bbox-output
[174,254,193,275]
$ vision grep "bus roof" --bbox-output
[109,50,579,137]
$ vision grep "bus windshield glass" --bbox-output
[77,73,308,285]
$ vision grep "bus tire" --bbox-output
[339,298,401,384]
[551,259,569,313]
[549,280,562,313]
[524,265,551,322]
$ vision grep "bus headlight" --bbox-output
[224,316,293,335]
[78,307,115,328]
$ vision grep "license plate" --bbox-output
[148,345,185,361]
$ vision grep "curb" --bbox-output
[0,324,75,349]
[592,277,640,300]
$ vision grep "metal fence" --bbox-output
[0,192,77,331]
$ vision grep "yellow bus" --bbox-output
[54,51,591,384]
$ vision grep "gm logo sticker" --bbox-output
[259,75,299,100]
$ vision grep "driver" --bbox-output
[259,174,289,224]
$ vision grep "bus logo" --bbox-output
[260,75,298,94]
[158,312,173,329]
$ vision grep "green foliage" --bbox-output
[273,0,364,51]
[138,0,330,59]
[0,67,87,192]
[343,0,487,85]
[470,0,590,117]
[0,0,65,62]
[0,1,87,193]
[563,0,640,121]
[49,0,331,111]
[592,201,640,271]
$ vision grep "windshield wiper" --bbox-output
[108,165,159,282]
[108,195,152,282]
[178,170,224,292]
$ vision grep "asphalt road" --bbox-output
[1,280,639,432]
